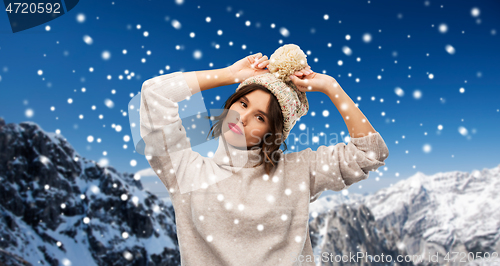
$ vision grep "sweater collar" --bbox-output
[212,136,263,168]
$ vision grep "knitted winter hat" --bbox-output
[236,44,309,141]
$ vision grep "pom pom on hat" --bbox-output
[267,44,308,83]
[236,44,310,141]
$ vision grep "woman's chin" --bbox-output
[223,131,247,148]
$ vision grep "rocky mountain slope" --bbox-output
[0,117,179,266]
[309,165,500,265]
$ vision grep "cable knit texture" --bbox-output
[137,71,389,266]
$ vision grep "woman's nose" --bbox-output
[236,112,246,126]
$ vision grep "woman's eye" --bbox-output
[240,101,264,122]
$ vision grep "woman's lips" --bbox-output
[228,123,243,135]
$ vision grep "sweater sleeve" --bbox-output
[139,71,207,194]
[308,132,389,203]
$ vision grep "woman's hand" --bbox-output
[227,52,270,82]
[289,67,336,94]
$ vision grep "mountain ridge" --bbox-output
[0,117,180,265]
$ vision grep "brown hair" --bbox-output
[205,83,288,176]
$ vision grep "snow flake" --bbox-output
[342,46,352,56]
[438,24,448,33]
[280,27,290,37]
[83,35,93,45]
[193,50,202,59]
[76,13,85,23]
[394,87,404,96]
[266,195,275,203]
[101,50,111,60]
[61,258,72,266]
[132,196,139,205]
[471,7,480,17]
[423,144,432,153]
[458,126,468,136]
[413,90,422,99]
[90,185,100,194]
[123,251,133,260]
[104,99,114,108]
[445,44,455,54]
[362,33,372,43]
[171,19,181,29]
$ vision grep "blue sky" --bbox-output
[1,0,499,195]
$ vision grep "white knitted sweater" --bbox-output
[139,71,389,266]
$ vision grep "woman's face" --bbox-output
[222,90,272,149]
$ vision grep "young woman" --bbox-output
[139,49,389,265]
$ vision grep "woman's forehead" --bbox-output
[243,90,271,101]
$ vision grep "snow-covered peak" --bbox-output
[309,164,500,265]
[0,118,180,265]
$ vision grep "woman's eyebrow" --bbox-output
[241,96,268,118]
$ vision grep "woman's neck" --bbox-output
[228,143,259,150]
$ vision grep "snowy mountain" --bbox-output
[309,164,500,266]
[308,202,413,266]
[0,117,180,266]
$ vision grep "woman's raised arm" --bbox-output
[181,67,234,95]
[182,52,272,95]
[288,70,389,202]
[323,79,377,139]
[290,72,376,138]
